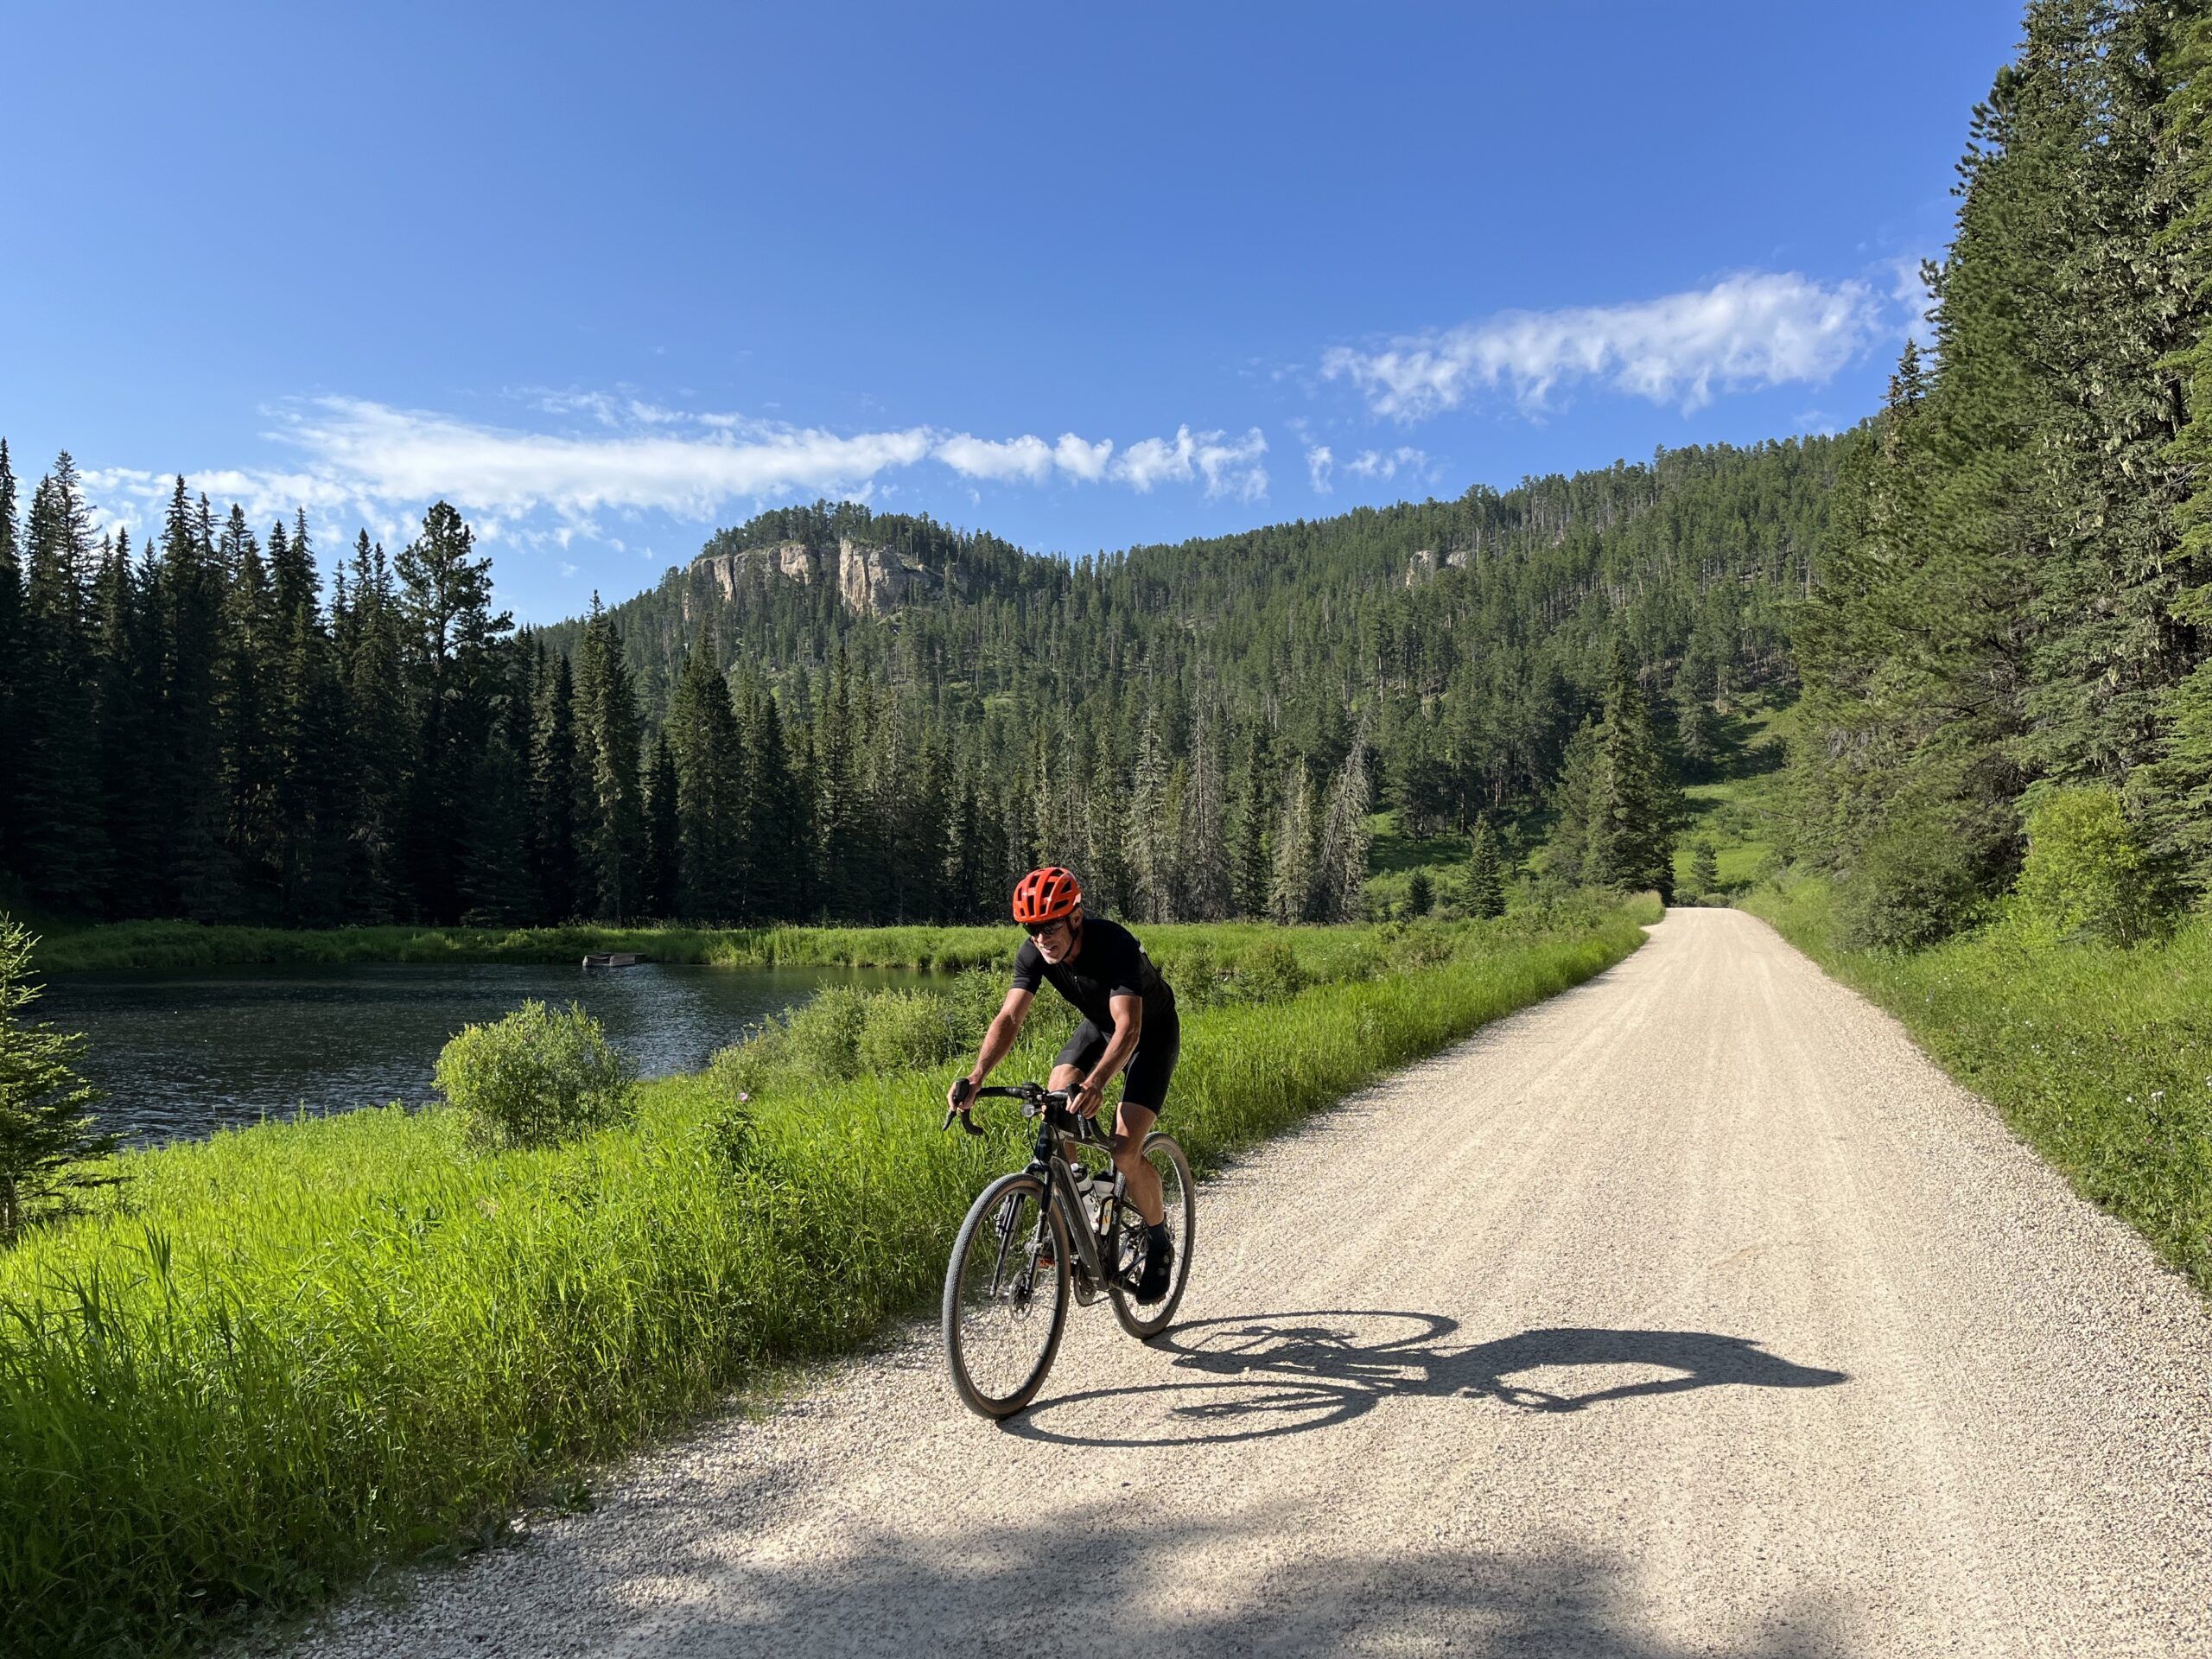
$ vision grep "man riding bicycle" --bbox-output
[948,866,1180,1302]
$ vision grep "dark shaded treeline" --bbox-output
[1787,0,2212,942]
[0,433,1823,926]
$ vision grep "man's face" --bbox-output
[1027,910,1078,963]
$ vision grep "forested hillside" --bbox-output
[1785,0,2212,945]
[0,436,1840,929]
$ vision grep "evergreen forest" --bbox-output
[0,437,1821,929]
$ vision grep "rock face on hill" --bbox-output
[690,537,948,616]
[1402,548,1472,587]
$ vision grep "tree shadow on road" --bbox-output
[1005,1310,1848,1448]
[594,1502,1844,1659]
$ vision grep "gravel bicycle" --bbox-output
[939,1079,1196,1418]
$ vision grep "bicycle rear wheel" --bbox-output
[1107,1131,1195,1339]
[943,1172,1071,1418]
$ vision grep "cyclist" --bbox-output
[948,866,1180,1302]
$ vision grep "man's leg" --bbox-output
[1111,1100,1163,1226]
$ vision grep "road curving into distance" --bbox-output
[288,908,2212,1657]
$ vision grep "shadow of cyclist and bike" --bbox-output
[1004,1310,1848,1447]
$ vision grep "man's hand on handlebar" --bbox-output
[1069,1077,1105,1120]
[942,1075,985,1135]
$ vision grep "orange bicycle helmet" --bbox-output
[1012,866,1083,925]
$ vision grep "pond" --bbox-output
[39,961,910,1146]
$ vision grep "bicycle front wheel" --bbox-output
[1108,1131,1195,1339]
[943,1171,1071,1418]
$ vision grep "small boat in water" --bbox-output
[581,952,649,972]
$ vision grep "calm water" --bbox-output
[41,961,906,1146]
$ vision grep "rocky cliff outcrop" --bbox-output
[690,537,948,616]
[1403,547,1473,587]
[836,537,944,614]
[695,540,817,601]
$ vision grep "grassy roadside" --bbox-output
[0,899,1658,1656]
[1743,879,2212,1295]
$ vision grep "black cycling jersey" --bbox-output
[1011,915,1176,1031]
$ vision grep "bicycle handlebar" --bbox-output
[940,1077,1082,1135]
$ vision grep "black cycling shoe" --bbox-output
[1132,1230,1174,1304]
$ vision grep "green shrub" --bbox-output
[433,1000,638,1149]
[1835,800,1986,950]
[779,985,870,1080]
[1230,938,1309,1001]
[855,989,968,1077]
[2012,785,2159,945]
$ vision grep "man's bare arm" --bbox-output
[950,986,1034,1111]
[1072,993,1144,1118]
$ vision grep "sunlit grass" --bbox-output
[1,901,1656,1656]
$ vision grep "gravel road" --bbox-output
[289,908,2212,1657]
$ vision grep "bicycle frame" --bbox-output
[954,1083,1126,1290]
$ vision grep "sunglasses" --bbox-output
[1024,918,1069,939]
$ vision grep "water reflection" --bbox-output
[41,961,908,1146]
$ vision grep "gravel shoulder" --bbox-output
[283,908,2212,1658]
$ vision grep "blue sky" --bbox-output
[3,2,2021,622]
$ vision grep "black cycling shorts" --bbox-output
[1056,1011,1180,1113]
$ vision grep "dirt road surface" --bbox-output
[290,908,2212,1657]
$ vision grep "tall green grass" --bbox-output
[31,917,1447,978]
[0,901,1655,1656]
[1745,879,2212,1294]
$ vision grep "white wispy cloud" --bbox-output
[1112,424,1268,500]
[932,431,1116,484]
[1343,446,1430,481]
[78,397,1258,549]
[1323,272,1887,420]
[1306,444,1334,493]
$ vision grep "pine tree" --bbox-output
[642,729,679,919]
[336,534,409,921]
[396,502,512,922]
[0,442,21,880]
[1229,719,1274,918]
[1175,707,1233,919]
[528,643,582,921]
[1268,762,1318,924]
[2139,7,2212,892]
[2018,0,2198,792]
[1314,740,1373,923]
[159,486,235,921]
[458,639,534,926]
[666,627,752,920]
[1690,836,1720,897]
[1464,813,1505,918]
[742,678,804,919]
[1589,645,1682,897]
[572,598,645,920]
[1126,707,1173,921]
[91,534,162,918]
[15,461,107,912]
[219,507,281,917]
[810,646,861,918]
[0,917,121,1242]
